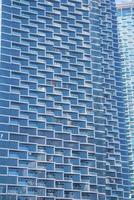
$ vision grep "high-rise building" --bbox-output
[117,1,134,199]
[0,0,130,200]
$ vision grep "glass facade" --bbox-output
[117,2,134,199]
[0,0,129,199]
